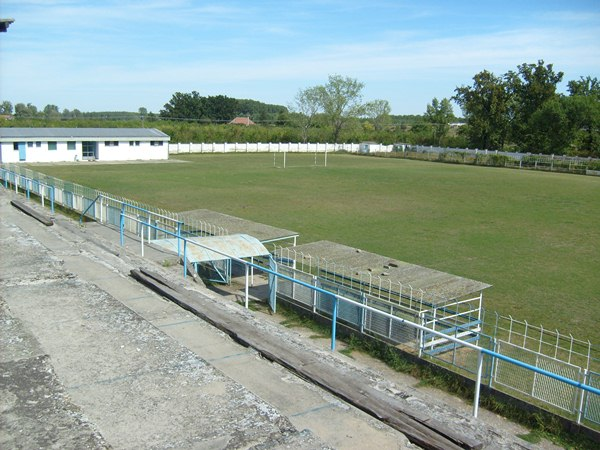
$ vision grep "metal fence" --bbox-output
[0,163,228,239]
[391,145,600,175]
[271,251,600,426]
[2,163,599,426]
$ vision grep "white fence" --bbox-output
[168,142,394,154]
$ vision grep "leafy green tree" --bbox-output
[14,102,38,118]
[290,86,322,142]
[43,104,61,120]
[364,99,392,132]
[160,91,205,121]
[506,60,563,150]
[527,97,572,154]
[0,100,13,114]
[453,70,511,149]
[317,75,367,142]
[424,97,454,145]
[564,92,600,157]
[567,76,600,99]
[204,95,238,122]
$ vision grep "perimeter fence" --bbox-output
[1,162,599,427]
[390,144,600,176]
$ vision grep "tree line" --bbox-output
[453,60,599,157]
[1,60,597,156]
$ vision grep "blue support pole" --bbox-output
[331,296,338,351]
[177,222,182,257]
[50,186,55,213]
[183,240,187,278]
[119,207,125,246]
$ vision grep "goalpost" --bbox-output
[273,149,328,169]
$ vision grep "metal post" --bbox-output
[177,222,182,257]
[50,186,55,213]
[141,220,145,257]
[183,240,187,278]
[119,208,125,246]
[473,351,484,417]
[245,264,249,309]
[331,297,338,351]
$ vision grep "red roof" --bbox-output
[229,117,255,126]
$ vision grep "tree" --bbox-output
[567,76,600,100]
[424,97,454,145]
[290,86,322,142]
[564,89,600,157]
[506,60,564,150]
[43,104,61,120]
[0,100,13,115]
[317,75,367,142]
[203,95,238,122]
[453,70,511,150]
[364,99,392,132]
[160,91,205,121]
[14,102,38,118]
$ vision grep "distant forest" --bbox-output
[0,97,440,148]
[3,60,597,156]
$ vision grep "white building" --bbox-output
[0,128,170,163]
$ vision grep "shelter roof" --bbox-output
[283,240,491,302]
[178,209,298,244]
[153,234,269,263]
[0,127,170,141]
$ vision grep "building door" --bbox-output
[18,142,26,161]
[82,141,97,160]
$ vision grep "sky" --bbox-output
[0,0,599,116]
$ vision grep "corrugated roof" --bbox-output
[278,240,491,303]
[0,127,170,140]
[152,234,269,263]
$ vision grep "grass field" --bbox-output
[30,153,600,344]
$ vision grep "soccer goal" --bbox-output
[273,149,328,169]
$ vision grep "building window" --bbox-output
[36,141,41,147]
[48,142,57,151]
[105,141,119,146]
[13,142,18,150]
[150,141,163,146]
[27,142,33,147]
[67,142,76,150]
[129,141,140,146]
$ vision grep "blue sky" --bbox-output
[1,0,599,116]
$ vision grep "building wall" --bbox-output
[98,140,168,161]
[0,141,82,163]
[0,139,168,163]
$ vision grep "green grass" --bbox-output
[28,153,600,343]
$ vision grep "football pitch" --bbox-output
[31,152,600,343]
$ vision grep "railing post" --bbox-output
[140,219,145,257]
[177,222,182,257]
[183,239,187,279]
[245,264,250,309]
[119,206,125,246]
[331,296,338,351]
[473,351,484,417]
